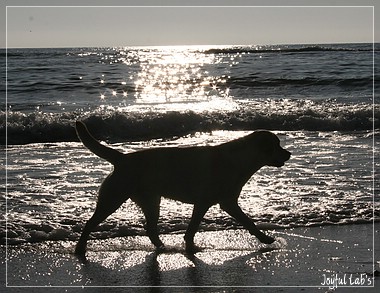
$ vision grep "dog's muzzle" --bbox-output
[272,149,291,167]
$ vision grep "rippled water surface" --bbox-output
[4,129,378,244]
[2,43,379,245]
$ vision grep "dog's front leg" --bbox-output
[138,197,164,250]
[184,204,210,254]
[220,201,275,244]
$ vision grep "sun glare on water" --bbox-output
[97,45,239,112]
[133,47,227,103]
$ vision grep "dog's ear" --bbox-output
[258,140,274,156]
[254,132,275,155]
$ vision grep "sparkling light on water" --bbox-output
[93,46,238,112]
[3,44,377,246]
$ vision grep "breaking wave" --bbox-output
[2,100,378,145]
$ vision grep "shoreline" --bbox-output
[1,223,379,292]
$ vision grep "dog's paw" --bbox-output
[74,246,87,262]
[259,236,287,252]
[258,234,275,245]
[155,244,166,254]
[185,244,203,255]
[74,251,87,263]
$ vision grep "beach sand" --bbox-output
[1,223,379,292]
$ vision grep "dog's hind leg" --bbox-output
[184,204,210,254]
[220,200,275,244]
[75,175,127,259]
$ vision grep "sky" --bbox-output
[1,1,378,48]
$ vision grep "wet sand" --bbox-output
[1,223,379,292]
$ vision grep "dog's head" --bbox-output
[252,131,291,167]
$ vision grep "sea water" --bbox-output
[1,43,379,245]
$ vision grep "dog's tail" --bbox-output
[75,121,122,165]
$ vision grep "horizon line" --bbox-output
[2,41,377,50]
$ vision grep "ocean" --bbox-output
[1,43,379,246]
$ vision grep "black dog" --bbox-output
[75,121,291,258]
